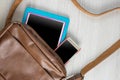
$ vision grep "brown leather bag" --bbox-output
[0,0,66,80]
[0,0,120,80]
[0,22,66,80]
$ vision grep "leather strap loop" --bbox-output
[71,0,120,16]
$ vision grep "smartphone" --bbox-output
[55,37,80,64]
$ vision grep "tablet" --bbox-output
[22,7,70,49]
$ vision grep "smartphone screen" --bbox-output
[26,13,65,49]
[55,38,79,64]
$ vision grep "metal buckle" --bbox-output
[65,73,84,80]
[80,73,84,80]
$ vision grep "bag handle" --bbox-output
[71,0,120,17]
[5,0,23,26]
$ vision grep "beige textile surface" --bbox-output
[0,0,120,80]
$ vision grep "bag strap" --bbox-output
[5,0,23,26]
[81,39,120,76]
[71,0,120,17]
[67,40,120,80]
[5,0,120,25]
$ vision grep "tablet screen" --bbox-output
[26,13,65,49]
